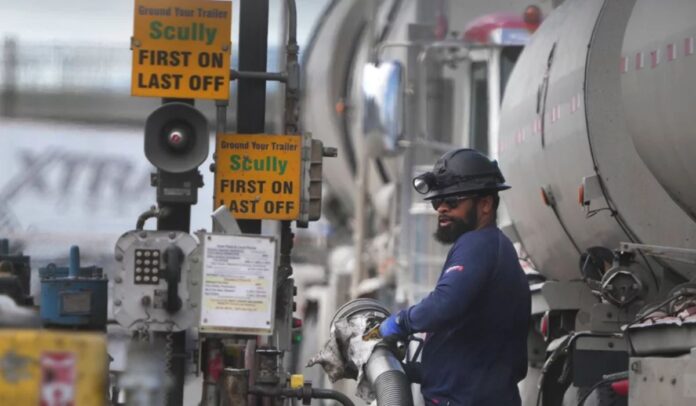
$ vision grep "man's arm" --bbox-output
[398,235,496,334]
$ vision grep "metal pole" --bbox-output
[237,2,270,405]
[283,0,299,135]
[1,37,17,117]
[201,99,230,406]
[221,368,250,406]
[68,246,80,278]
[395,34,424,307]
[350,0,376,299]
[213,98,229,228]
[236,0,269,235]
[216,99,228,135]
[156,98,195,406]
[352,156,368,298]
[487,49,501,159]
[275,0,299,350]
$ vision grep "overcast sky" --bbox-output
[0,0,329,46]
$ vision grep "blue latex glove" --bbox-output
[379,313,407,339]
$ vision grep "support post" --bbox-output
[156,98,197,406]
[1,37,17,117]
[236,0,269,235]
[236,2,271,405]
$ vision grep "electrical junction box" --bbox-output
[39,248,108,329]
[0,329,107,406]
[113,230,201,332]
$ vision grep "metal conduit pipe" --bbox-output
[285,0,297,46]
[135,206,170,230]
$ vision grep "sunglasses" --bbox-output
[430,195,477,210]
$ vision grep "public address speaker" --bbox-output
[144,102,209,173]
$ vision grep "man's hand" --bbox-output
[379,313,407,339]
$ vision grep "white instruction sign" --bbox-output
[200,234,277,335]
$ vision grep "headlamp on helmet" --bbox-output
[413,172,436,194]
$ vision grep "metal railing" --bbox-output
[1,38,131,93]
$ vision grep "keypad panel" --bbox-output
[134,249,161,285]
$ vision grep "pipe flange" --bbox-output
[331,298,390,326]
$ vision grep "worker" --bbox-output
[379,148,531,406]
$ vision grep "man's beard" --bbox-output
[434,208,478,244]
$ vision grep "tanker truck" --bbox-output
[498,0,696,405]
[302,0,696,405]
[298,0,548,398]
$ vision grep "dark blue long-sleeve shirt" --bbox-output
[396,225,530,406]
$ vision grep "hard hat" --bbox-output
[413,148,510,200]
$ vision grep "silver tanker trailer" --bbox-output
[499,0,696,405]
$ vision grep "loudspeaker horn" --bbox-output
[144,102,209,173]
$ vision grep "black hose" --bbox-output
[310,388,355,406]
[576,378,612,406]
[249,386,355,406]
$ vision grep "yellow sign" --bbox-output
[131,0,232,99]
[0,330,107,406]
[215,134,303,220]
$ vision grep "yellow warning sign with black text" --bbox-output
[215,134,303,220]
[131,0,232,100]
